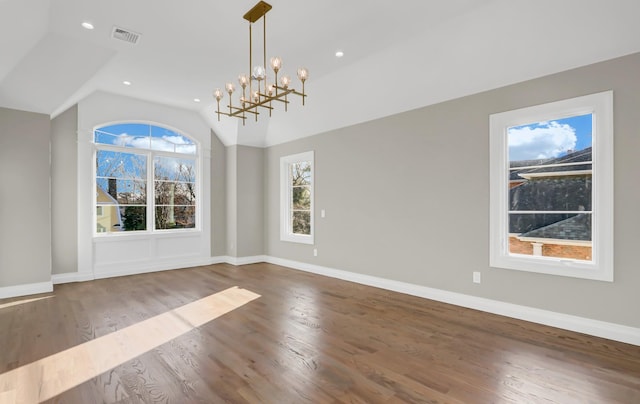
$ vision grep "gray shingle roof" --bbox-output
[519,213,591,241]
[508,147,592,240]
[510,147,592,181]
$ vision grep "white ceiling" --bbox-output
[2,0,640,147]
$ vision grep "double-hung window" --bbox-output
[489,91,613,281]
[280,151,314,244]
[94,123,198,234]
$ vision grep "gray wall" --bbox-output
[0,107,52,286]
[211,130,227,256]
[236,145,264,257]
[210,131,227,257]
[51,106,78,274]
[225,145,265,257]
[226,145,238,256]
[265,52,640,328]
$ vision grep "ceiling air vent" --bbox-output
[111,26,141,45]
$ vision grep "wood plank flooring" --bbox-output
[0,263,639,403]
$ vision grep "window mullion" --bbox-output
[147,150,154,232]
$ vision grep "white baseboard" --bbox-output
[51,255,265,286]
[0,281,53,299]
[265,256,640,346]
[52,271,95,285]
[222,255,267,266]
[209,256,230,265]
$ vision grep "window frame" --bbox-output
[280,151,315,245]
[93,122,200,236]
[489,91,613,281]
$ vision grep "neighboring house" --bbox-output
[96,184,123,232]
[509,148,592,260]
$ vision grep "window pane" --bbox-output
[95,150,147,233]
[508,114,592,161]
[96,204,120,233]
[96,124,196,154]
[95,123,151,148]
[507,113,593,262]
[95,130,119,145]
[153,156,196,231]
[154,156,196,182]
[175,144,197,154]
[155,206,195,229]
[509,213,591,261]
[151,125,196,154]
[99,123,149,137]
[510,176,591,212]
[151,136,175,153]
[292,211,311,235]
[96,179,146,204]
[292,186,311,210]
[155,182,196,205]
[95,204,146,232]
[291,162,311,186]
[121,206,147,231]
[509,213,591,240]
[96,150,147,179]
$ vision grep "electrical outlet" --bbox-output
[313,248,318,257]
[321,209,326,218]
[473,271,481,284]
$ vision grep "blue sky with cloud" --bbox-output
[95,123,197,154]
[508,113,592,161]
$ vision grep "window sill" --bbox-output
[94,229,201,242]
[280,234,314,245]
[490,253,613,282]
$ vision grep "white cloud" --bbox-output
[162,135,190,145]
[508,121,576,161]
[112,133,195,154]
[114,133,151,149]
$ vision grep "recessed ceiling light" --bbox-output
[123,81,132,86]
[194,98,201,103]
[335,50,344,58]
[81,22,94,30]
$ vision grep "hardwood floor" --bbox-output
[0,263,639,403]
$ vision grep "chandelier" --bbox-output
[213,1,308,124]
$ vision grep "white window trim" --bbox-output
[93,123,201,236]
[489,91,613,281]
[280,151,314,245]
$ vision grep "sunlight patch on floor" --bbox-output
[0,286,260,404]
[0,296,54,311]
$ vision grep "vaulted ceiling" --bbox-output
[2,0,640,146]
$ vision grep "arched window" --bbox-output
[94,122,198,233]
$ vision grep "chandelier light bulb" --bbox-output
[238,74,249,88]
[252,66,266,81]
[252,90,260,102]
[297,67,309,82]
[213,88,223,101]
[267,84,275,96]
[225,83,235,94]
[280,75,291,89]
[270,56,282,73]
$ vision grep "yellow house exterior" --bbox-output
[96,187,122,232]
